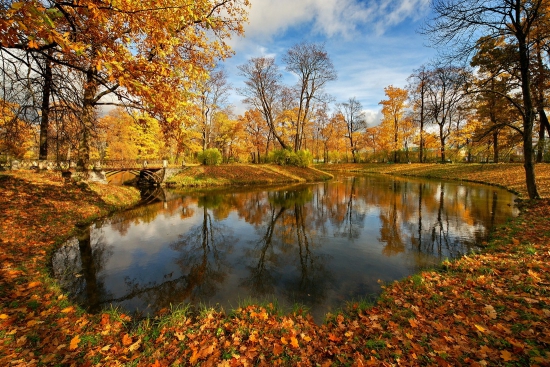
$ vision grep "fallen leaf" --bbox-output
[189,348,199,364]
[129,338,141,352]
[273,343,283,356]
[174,331,185,341]
[122,333,133,346]
[69,335,80,351]
[474,324,487,333]
[328,333,341,342]
[290,336,299,348]
[501,350,514,362]
[101,314,110,325]
[61,306,74,313]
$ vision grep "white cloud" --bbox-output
[238,0,431,45]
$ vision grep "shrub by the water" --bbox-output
[268,149,312,167]
[198,148,222,166]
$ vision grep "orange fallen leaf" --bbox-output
[189,348,199,364]
[122,333,133,346]
[501,350,514,361]
[290,336,299,348]
[61,306,74,313]
[69,335,80,350]
[101,314,110,325]
[0,314,8,320]
[328,333,341,342]
[273,343,283,356]
[28,281,41,289]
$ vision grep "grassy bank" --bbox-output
[317,162,550,198]
[1,165,549,366]
[167,163,333,187]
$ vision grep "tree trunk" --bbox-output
[77,69,98,172]
[439,124,446,163]
[536,108,548,163]
[518,33,540,199]
[493,130,499,163]
[39,52,52,161]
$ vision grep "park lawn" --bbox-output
[0,164,549,366]
[167,163,333,187]
[318,162,550,198]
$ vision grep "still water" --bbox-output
[52,174,518,321]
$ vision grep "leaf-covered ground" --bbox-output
[1,165,549,366]
[168,164,333,187]
[319,163,550,198]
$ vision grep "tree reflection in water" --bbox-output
[51,175,517,320]
[240,188,332,308]
[51,224,113,313]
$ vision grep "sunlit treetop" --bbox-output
[0,0,250,119]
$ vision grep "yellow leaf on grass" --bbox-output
[290,336,299,348]
[69,335,80,350]
[174,331,185,341]
[61,306,74,313]
[301,334,312,342]
[0,314,8,320]
[474,324,487,333]
[129,338,141,352]
[281,336,288,345]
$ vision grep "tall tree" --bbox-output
[240,109,269,163]
[340,97,366,163]
[425,0,543,197]
[379,86,409,163]
[282,43,337,151]
[407,65,430,162]
[195,68,231,151]
[238,57,288,149]
[471,36,521,163]
[425,65,467,163]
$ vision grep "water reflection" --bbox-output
[52,174,518,321]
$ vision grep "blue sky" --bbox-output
[222,0,437,126]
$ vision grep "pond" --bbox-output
[52,174,518,322]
